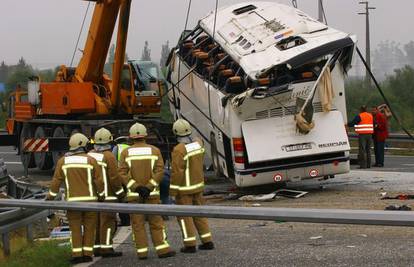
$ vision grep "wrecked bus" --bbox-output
[166,2,355,187]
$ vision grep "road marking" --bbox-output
[0,152,18,155]
[75,226,131,267]
[402,164,414,167]
[5,162,22,165]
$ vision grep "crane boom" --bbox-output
[75,0,122,83]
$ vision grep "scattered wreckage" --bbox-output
[167,2,355,187]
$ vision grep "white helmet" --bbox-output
[172,119,192,137]
[69,133,89,151]
[129,123,147,139]
[94,128,113,144]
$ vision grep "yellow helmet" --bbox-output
[129,123,147,139]
[94,128,113,144]
[172,119,192,137]
[69,133,89,151]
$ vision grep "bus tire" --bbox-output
[34,126,53,170]
[20,123,36,169]
[52,127,66,167]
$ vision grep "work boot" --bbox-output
[69,257,84,264]
[158,250,176,258]
[101,250,123,258]
[82,256,93,263]
[198,242,215,250]
[180,246,196,253]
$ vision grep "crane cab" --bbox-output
[119,61,163,114]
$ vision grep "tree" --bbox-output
[160,41,170,67]
[5,57,34,90]
[404,41,414,68]
[141,41,151,61]
[0,61,9,83]
[372,41,406,81]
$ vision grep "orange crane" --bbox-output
[2,0,170,171]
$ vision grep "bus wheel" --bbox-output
[52,127,66,166]
[20,123,36,169]
[210,132,223,178]
[34,126,53,170]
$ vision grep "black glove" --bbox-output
[117,191,127,203]
[136,186,150,200]
[98,195,105,202]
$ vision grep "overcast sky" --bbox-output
[0,0,411,69]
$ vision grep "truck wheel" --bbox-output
[52,127,66,166]
[20,123,36,169]
[34,126,53,170]
[210,132,223,178]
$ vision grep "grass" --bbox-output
[0,240,71,267]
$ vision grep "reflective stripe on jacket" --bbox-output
[170,138,205,196]
[48,153,104,202]
[118,141,164,201]
[117,144,130,161]
[88,151,124,201]
[355,112,374,134]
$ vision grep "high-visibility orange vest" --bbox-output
[355,112,374,134]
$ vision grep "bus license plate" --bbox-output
[285,143,312,152]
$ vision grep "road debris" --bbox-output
[309,236,323,240]
[381,194,414,200]
[50,226,71,239]
[239,192,277,201]
[238,189,308,202]
[248,222,268,228]
[275,189,308,199]
[385,204,412,211]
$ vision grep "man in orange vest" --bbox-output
[347,105,374,168]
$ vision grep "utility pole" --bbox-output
[358,1,376,87]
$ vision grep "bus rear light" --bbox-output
[235,156,245,164]
[232,137,246,164]
[232,138,244,152]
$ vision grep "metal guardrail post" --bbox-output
[26,224,33,242]
[2,232,10,256]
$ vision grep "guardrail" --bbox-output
[348,133,414,142]
[0,208,50,255]
[0,199,413,227]
[0,175,50,256]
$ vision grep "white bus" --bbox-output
[166,2,356,187]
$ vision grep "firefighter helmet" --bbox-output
[172,119,192,137]
[94,128,113,144]
[129,123,147,139]
[69,133,89,151]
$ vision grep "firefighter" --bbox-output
[112,136,131,226]
[119,123,176,259]
[347,105,374,168]
[88,128,126,257]
[46,133,105,264]
[170,119,214,253]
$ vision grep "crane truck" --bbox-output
[1,0,174,172]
